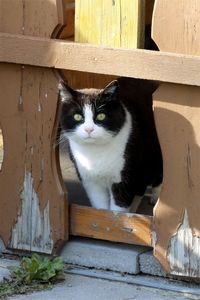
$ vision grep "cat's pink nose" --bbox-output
[84,127,94,134]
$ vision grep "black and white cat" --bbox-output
[59,77,163,212]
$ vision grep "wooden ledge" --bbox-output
[1,33,200,86]
[70,204,153,247]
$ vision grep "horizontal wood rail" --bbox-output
[1,33,200,87]
[70,204,153,247]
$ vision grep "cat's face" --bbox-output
[59,81,126,145]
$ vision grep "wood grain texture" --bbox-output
[64,0,145,89]
[2,33,200,87]
[152,0,200,55]
[70,204,153,247]
[0,0,68,253]
[152,0,200,277]
[75,0,145,48]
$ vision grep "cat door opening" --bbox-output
[56,3,162,215]
[57,77,162,217]
[0,127,4,171]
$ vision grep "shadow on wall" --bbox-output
[153,103,200,275]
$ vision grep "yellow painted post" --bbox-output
[64,0,145,88]
[75,0,145,49]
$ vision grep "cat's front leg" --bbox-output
[82,180,110,210]
[110,183,143,213]
[109,184,132,212]
[110,193,131,212]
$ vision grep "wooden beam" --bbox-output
[70,204,153,247]
[75,0,145,48]
[1,33,200,86]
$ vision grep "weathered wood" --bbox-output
[2,33,200,87]
[152,0,200,278]
[0,0,68,253]
[70,204,153,247]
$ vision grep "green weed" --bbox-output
[0,254,65,299]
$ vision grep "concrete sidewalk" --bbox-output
[11,272,200,300]
[0,258,200,300]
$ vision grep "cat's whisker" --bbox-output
[53,134,68,148]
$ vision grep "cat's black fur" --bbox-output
[110,78,162,207]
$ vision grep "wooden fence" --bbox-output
[0,0,200,279]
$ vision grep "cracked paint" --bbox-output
[167,209,200,277]
[10,171,53,253]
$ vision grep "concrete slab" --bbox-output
[0,257,199,300]
[11,272,200,300]
[61,237,148,274]
[0,257,19,282]
[139,250,167,277]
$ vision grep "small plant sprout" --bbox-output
[0,254,65,299]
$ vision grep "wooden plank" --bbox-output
[70,204,153,247]
[152,0,200,278]
[0,0,68,254]
[75,0,145,48]
[152,0,200,55]
[2,33,200,86]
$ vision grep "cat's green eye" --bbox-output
[96,113,106,121]
[74,114,83,121]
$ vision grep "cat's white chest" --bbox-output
[70,142,124,184]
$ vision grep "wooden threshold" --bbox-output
[69,204,153,247]
[1,33,200,86]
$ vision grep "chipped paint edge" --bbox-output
[10,171,53,253]
[167,209,200,278]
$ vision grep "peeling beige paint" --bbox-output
[10,171,53,253]
[151,231,157,249]
[167,209,200,277]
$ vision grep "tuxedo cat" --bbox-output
[59,78,163,212]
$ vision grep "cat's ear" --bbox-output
[58,80,76,103]
[102,80,119,99]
